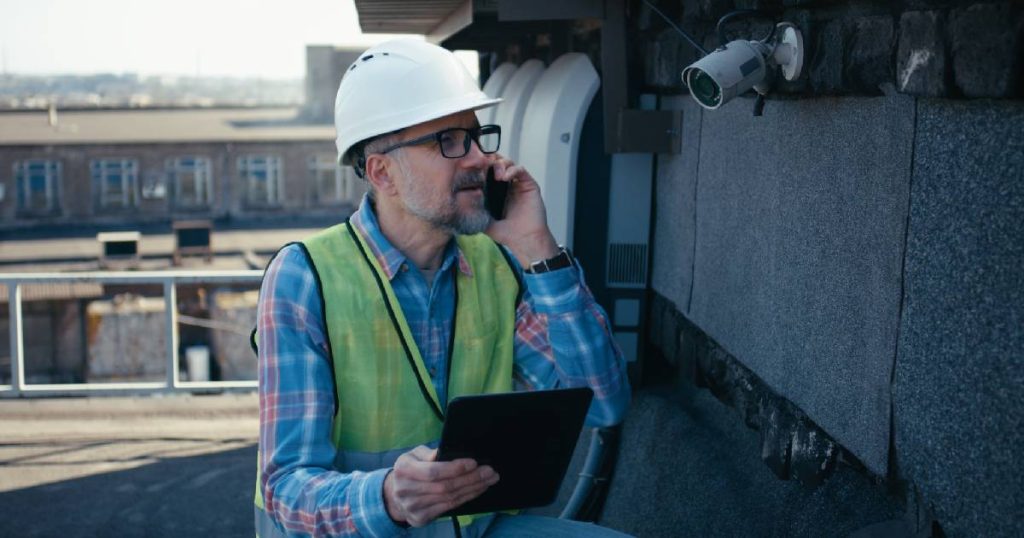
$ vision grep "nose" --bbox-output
[458,136,491,171]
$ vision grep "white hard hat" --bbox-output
[334,39,501,166]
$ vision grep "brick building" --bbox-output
[0,107,362,231]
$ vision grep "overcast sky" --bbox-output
[0,0,416,78]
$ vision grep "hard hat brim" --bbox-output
[338,96,502,166]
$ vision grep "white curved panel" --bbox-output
[517,53,599,249]
[476,62,517,127]
[492,59,545,161]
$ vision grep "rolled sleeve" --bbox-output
[523,265,585,315]
[511,256,631,427]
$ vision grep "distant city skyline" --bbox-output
[0,0,413,79]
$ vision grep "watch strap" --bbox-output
[525,247,574,274]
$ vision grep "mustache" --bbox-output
[452,171,485,192]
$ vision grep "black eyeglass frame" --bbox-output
[377,124,501,159]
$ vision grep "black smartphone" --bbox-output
[484,166,509,220]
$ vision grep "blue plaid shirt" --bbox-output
[257,195,630,536]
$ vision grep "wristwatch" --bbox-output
[525,247,574,274]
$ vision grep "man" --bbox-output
[255,39,631,537]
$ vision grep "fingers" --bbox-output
[401,468,500,526]
[408,445,437,462]
[401,467,497,511]
[397,454,478,482]
[392,461,496,498]
[490,156,519,182]
[407,484,492,526]
[386,446,503,527]
[420,465,497,496]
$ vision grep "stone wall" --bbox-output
[637,0,1023,99]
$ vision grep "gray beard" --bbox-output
[411,196,491,235]
[403,166,491,235]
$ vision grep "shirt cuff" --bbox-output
[524,265,584,315]
[350,468,408,538]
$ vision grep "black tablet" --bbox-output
[436,387,594,516]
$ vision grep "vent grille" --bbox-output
[607,243,648,288]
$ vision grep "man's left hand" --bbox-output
[484,156,560,268]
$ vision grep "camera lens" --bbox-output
[687,70,721,108]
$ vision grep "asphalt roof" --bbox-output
[0,107,335,145]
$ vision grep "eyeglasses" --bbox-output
[377,124,501,159]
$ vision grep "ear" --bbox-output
[363,153,398,196]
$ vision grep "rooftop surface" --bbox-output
[0,107,334,145]
[0,393,258,537]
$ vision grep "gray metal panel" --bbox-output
[894,99,1024,538]
[606,152,654,288]
[688,94,915,476]
[613,299,640,327]
[650,96,701,313]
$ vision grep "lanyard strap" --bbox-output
[345,221,456,422]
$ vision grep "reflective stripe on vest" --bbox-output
[255,222,520,532]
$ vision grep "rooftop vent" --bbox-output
[97,231,141,269]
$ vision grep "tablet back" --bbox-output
[437,387,594,516]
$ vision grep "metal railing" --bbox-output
[1,270,263,398]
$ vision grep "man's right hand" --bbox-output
[383,446,499,527]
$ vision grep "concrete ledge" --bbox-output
[600,386,902,537]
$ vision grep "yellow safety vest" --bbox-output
[255,221,520,533]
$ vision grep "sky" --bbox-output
[0,0,422,79]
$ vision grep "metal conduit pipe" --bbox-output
[559,425,622,521]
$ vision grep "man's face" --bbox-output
[389,111,492,235]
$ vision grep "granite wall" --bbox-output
[642,94,1022,537]
[893,99,1023,537]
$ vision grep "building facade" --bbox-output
[0,107,363,232]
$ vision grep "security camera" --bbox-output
[682,22,804,110]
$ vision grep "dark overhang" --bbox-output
[354,0,474,42]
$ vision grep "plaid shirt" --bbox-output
[257,196,630,537]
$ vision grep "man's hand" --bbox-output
[484,156,560,268]
[383,446,499,527]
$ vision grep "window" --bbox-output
[238,155,282,205]
[309,154,361,205]
[90,158,138,209]
[167,157,213,208]
[14,159,61,214]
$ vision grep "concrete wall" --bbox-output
[0,300,85,384]
[86,295,168,381]
[303,46,362,123]
[209,288,259,381]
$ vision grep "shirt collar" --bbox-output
[350,194,474,281]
